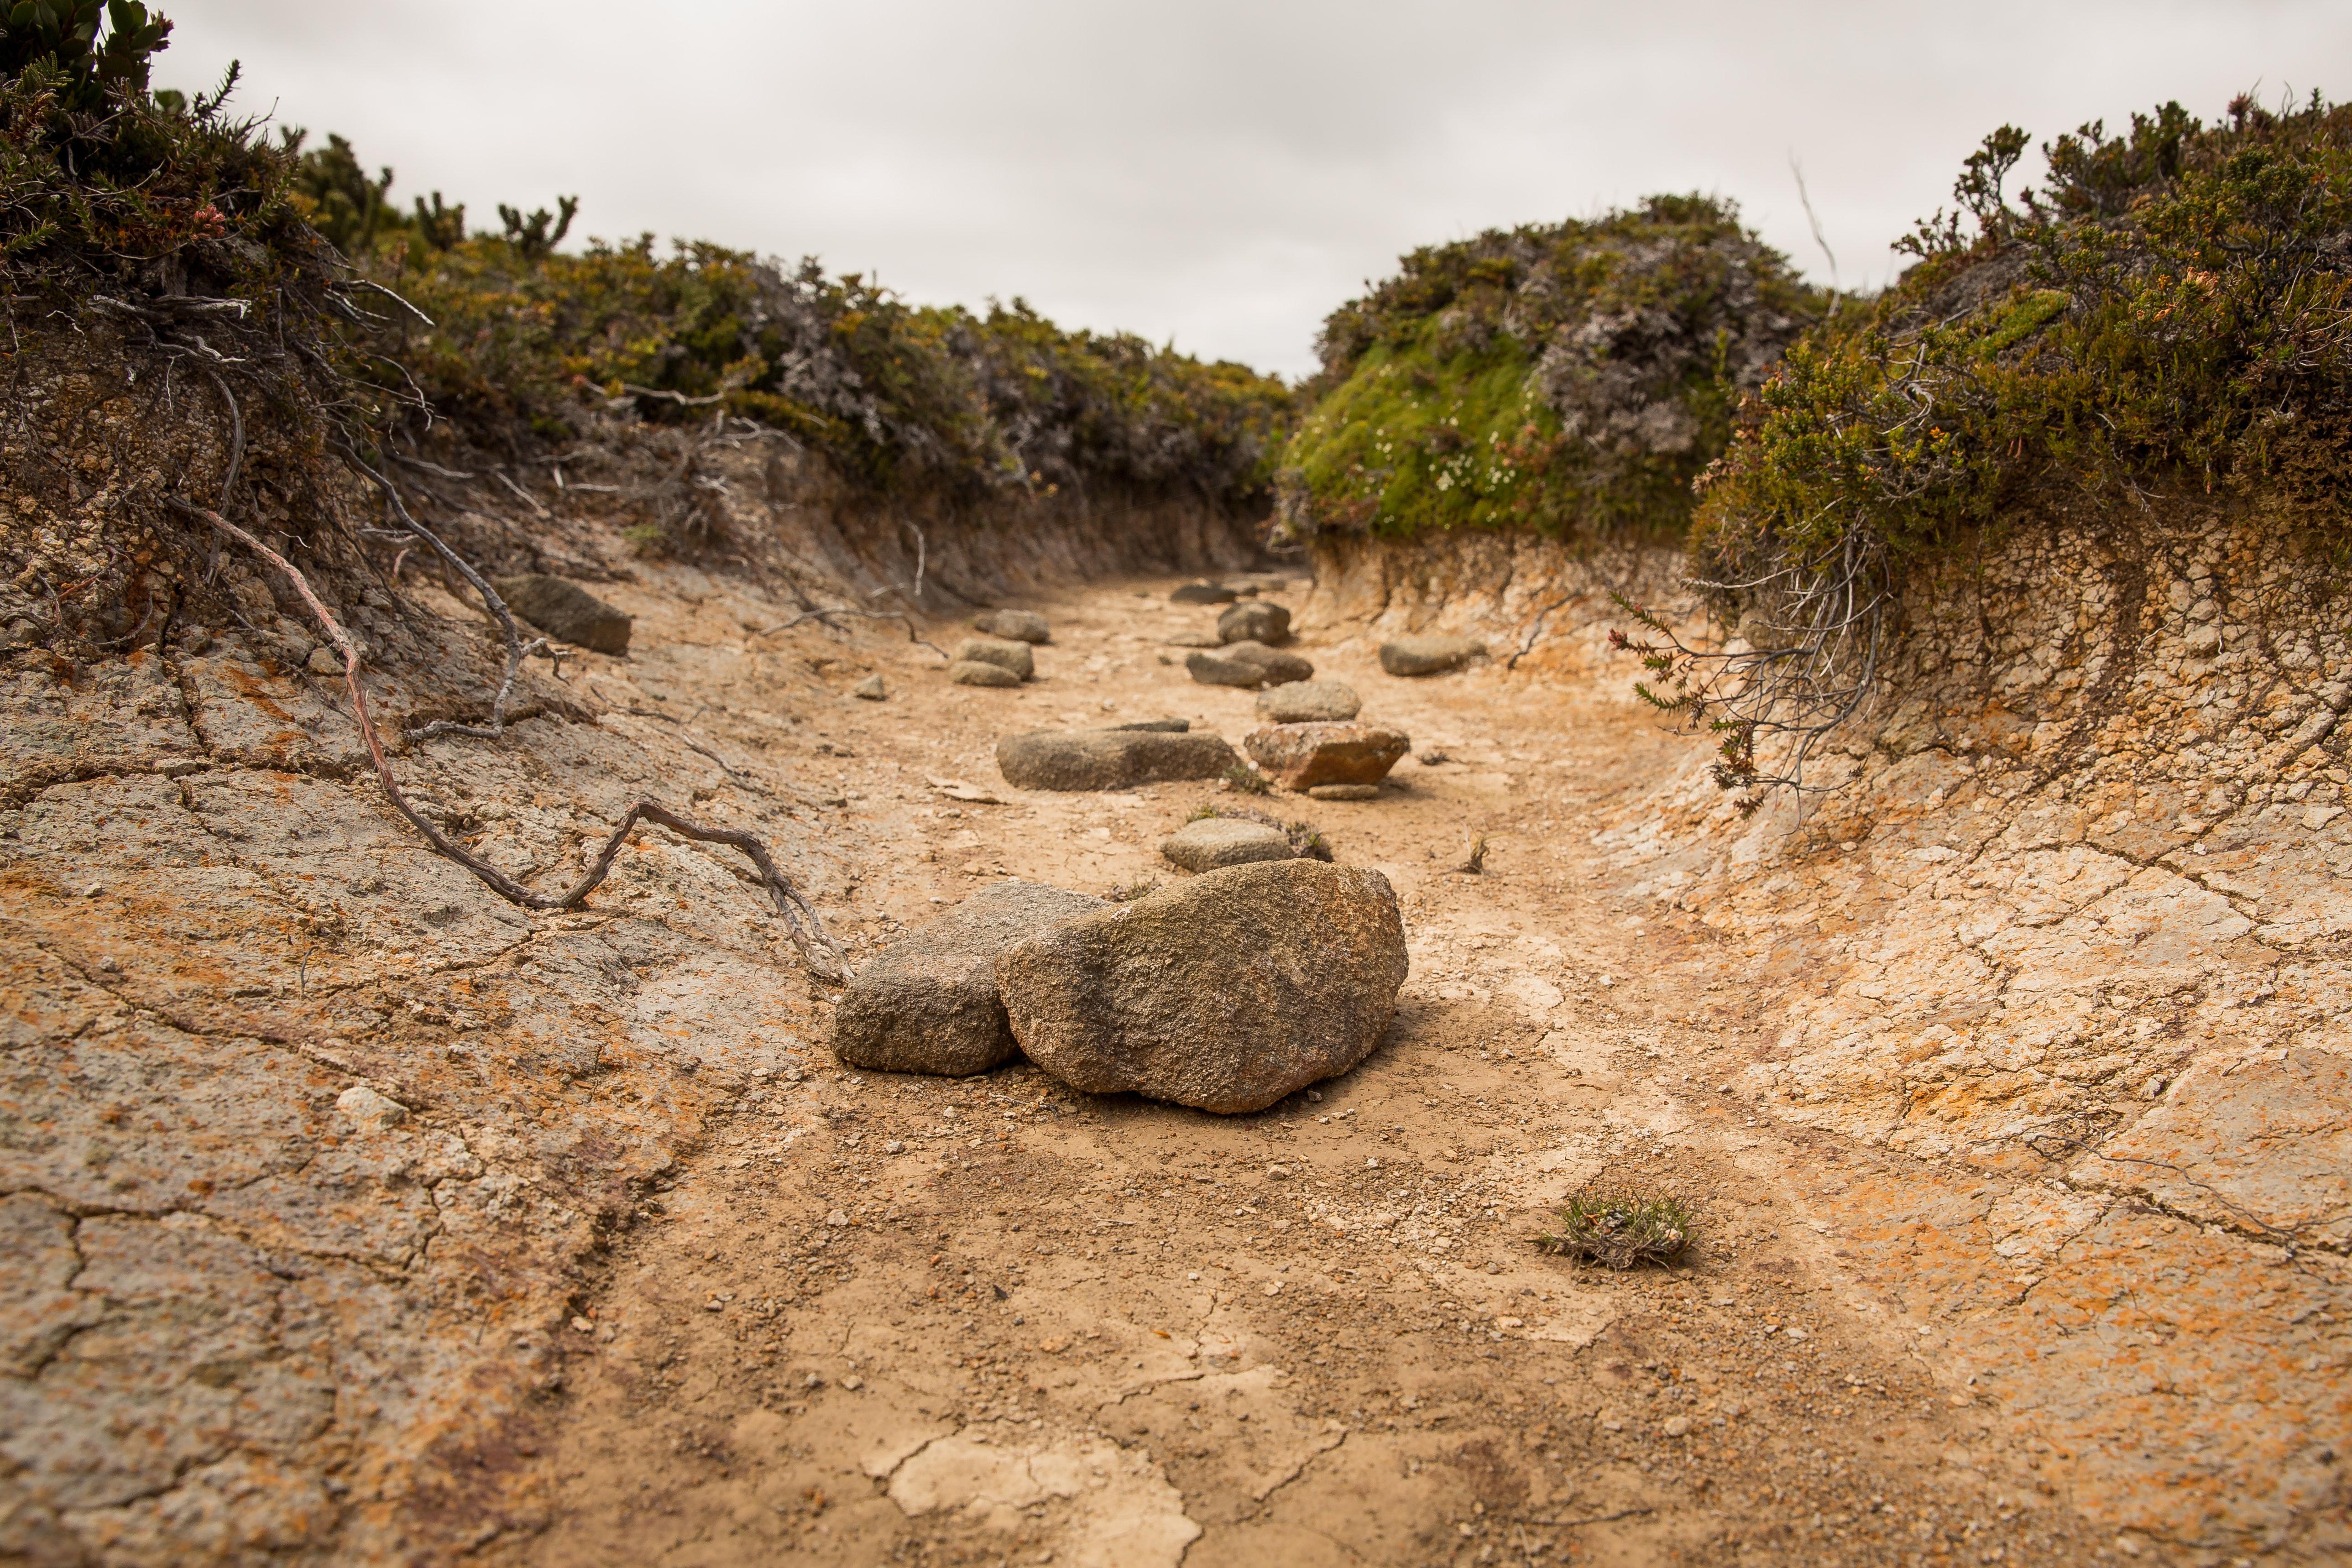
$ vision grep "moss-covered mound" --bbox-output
[1275,195,1821,545]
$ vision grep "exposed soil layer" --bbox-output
[5,515,2345,1566]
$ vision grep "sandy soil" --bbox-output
[480,574,2112,1568]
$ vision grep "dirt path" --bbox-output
[483,574,2104,1568]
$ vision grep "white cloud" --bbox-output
[164,0,2347,377]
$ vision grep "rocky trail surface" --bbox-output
[5,556,2342,1568]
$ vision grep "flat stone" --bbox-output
[1217,601,1291,646]
[832,881,1107,1076]
[853,674,887,700]
[1186,642,1314,690]
[1379,634,1485,677]
[996,728,1239,791]
[954,638,1035,680]
[1170,582,1237,605]
[948,660,1022,688]
[1106,718,1190,733]
[1307,784,1381,801]
[1244,723,1411,791]
[1255,680,1361,723]
[973,610,1050,643]
[995,859,1410,1114]
[492,575,632,656]
[1160,817,1294,873]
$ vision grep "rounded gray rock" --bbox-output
[1255,680,1360,723]
[955,637,1035,680]
[948,659,1022,688]
[832,880,1107,1075]
[996,727,1239,790]
[974,610,1050,644]
[492,575,632,656]
[1217,601,1291,646]
[1171,582,1238,605]
[1160,816,1294,873]
[1379,634,1485,677]
[1186,642,1313,690]
[995,859,1410,1114]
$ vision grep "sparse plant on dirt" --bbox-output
[1106,877,1160,903]
[1536,1190,1694,1270]
[1222,763,1273,794]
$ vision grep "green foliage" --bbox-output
[1279,196,1821,545]
[287,131,394,255]
[498,195,575,261]
[3,0,168,106]
[1692,92,2352,592]
[1536,1189,1693,1270]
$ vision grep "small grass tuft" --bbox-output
[1286,822,1334,862]
[1106,877,1160,903]
[1536,1189,1694,1270]
[1185,804,1222,823]
[1223,764,1273,795]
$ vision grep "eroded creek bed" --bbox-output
[5,563,2342,1567]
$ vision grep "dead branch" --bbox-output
[615,382,726,408]
[494,470,552,518]
[751,603,949,659]
[163,498,849,982]
[341,448,549,741]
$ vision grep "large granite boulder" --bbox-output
[955,637,1035,680]
[997,727,1239,790]
[1255,680,1360,723]
[1186,642,1314,690]
[995,860,1410,1113]
[1170,582,1238,605]
[832,881,1106,1075]
[1160,816,1293,873]
[1244,722,1411,791]
[949,660,1022,688]
[1379,635,1485,677]
[973,610,1050,643]
[1216,601,1291,646]
[493,575,631,656]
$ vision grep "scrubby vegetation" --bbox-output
[1275,197,1822,545]
[1536,1189,1693,1270]
[1630,92,2352,805]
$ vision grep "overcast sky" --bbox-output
[162,1,2344,379]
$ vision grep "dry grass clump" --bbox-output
[1536,1190,1694,1270]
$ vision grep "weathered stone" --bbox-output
[995,860,1410,1113]
[949,660,1022,688]
[1186,642,1313,690]
[1217,601,1291,646]
[954,638,1035,680]
[492,575,632,655]
[1255,680,1360,723]
[996,728,1239,791]
[1378,635,1485,677]
[1170,582,1237,605]
[1308,784,1381,801]
[1244,723,1411,791]
[853,673,887,700]
[973,610,1050,644]
[1160,817,1294,873]
[1106,718,1190,733]
[832,881,1106,1076]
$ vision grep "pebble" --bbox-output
[853,673,887,700]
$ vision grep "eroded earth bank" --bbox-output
[5,487,2348,1568]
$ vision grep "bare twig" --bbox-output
[346,277,435,327]
[616,382,726,407]
[199,366,243,502]
[163,499,848,982]
[751,604,949,659]
[494,469,553,519]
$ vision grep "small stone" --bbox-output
[1161,816,1294,873]
[973,610,1050,643]
[853,673,887,700]
[841,1375,865,1391]
[154,757,204,778]
[1256,680,1360,723]
[949,660,1023,688]
[832,880,1108,1076]
[996,727,1239,791]
[883,1139,906,1154]
[826,1210,851,1228]
[305,646,342,676]
[954,638,1035,681]
[1378,635,1485,677]
[1186,642,1313,690]
[1308,784,1381,801]
[335,1084,409,1131]
[1244,722,1411,792]
[493,574,632,655]
[1217,601,1291,646]
[1171,582,1237,605]
[994,859,1410,1114]
[1662,1416,1692,1437]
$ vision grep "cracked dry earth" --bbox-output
[5,560,2344,1568]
